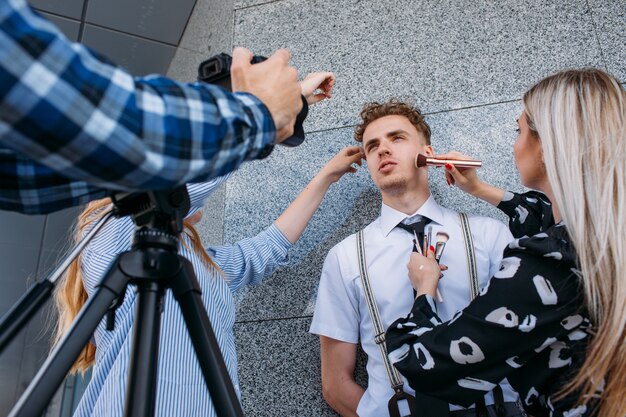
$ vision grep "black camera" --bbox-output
[198,53,307,147]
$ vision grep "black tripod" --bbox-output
[1,186,243,417]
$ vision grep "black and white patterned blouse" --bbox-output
[385,191,597,417]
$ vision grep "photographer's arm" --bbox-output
[274,146,363,244]
[0,2,301,204]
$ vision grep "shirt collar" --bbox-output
[379,195,447,237]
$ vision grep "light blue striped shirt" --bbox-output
[73,177,292,416]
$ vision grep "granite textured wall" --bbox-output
[168,0,624,415]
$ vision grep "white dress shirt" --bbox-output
[310,196,517,416]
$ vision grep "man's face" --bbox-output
[362,115,433,195]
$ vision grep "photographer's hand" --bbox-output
[300,72,336,105]
[231,47,302,143]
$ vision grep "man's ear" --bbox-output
[424,145,434,156]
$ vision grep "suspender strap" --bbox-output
[356,230,405,388]
[459,213,507,416]
[459,213,479,300]
[357,231,418,417]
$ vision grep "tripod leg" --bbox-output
[169,257,244,417]
[0,211,113,354]
[9,260,130,417]
[124,280,164,417]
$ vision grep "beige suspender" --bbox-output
[459,213,479,300]
[356,229,405,389]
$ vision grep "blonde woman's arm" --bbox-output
[274,146,363,244]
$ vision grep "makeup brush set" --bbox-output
[411,225,449,303]
[406,154,481,303]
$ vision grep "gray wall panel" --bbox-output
[0,244,42,415]
[589,0,626,81]
[82,24,176,75]
[0,245,42,312]
[29,0,84,20]
[0,332,26,416]
[178,0,234,54]
[38,13,81,42]
[85,0,196,45]
[0,212,45,245]
[234,0,603,133]
[41,208,80,253]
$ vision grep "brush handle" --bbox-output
[427,158,482,168]
[433,242,446,303]
[434,241,446,262]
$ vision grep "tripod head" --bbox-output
[110,186,191,250]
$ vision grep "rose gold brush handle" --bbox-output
[415,153,482,169]
[427,157,482,168]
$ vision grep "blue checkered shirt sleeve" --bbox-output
[0,0,276,214]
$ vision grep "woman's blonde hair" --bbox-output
[523,68,626,417]
[53,198,219,374]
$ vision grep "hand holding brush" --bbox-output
[415,153,482,169]
[406,242,448,302]
[428,151,508,207]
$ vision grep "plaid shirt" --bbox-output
[0,0,276,214]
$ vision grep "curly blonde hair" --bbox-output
[354,98,431,144]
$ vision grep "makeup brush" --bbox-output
[432,232,450,303]
[434,232,449,263]
[410,229,442,302]
[415,154,482,169]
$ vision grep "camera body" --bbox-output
[198,53,307,147]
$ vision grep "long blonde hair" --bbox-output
[523,68,626,417]
[53,198,219,374]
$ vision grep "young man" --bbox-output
[310,100,521,417]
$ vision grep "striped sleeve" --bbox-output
[186,175,231,208]
[208,224,292,292]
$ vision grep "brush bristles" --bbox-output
[415,153,428,167]
[436,232,450,242]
